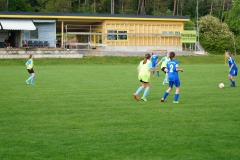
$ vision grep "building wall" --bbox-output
[22,22,56,47]
[102,20,184,51]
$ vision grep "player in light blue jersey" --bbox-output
[157,52,170,85]
[161,52,183,103]
[226,52,238,87]
[25,54,36,85]
[151,50,159,78]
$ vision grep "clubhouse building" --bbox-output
[0,12,191,51]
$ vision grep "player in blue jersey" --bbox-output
[151,50,159,78]
[226,52,238,87]
[161,52,183,103]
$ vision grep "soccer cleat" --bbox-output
[173,101,179,103]
[133,94,139,100]
[166,81,169,84]
[26,80,30,84]
[30,83,34,85]
[230,84,236,87]
[141,97,147,101]
[161,99,165,102]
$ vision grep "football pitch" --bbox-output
[0,56,240,159]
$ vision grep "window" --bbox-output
[169,31,174,35]
[107,30,117,40]
[29,28,39,39]
[162,31,167,35]
[175,31,180,35]
[107,30,128,40]
[118,31,127,40]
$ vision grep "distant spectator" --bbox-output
[23,40,28,47]
[4,37,10,47]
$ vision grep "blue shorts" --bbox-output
[169,79,180,88]
[152,62,157,68]
[229,68,238,76]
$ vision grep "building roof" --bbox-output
[0,12,190,22]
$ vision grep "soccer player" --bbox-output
[225,52,238,87]
[161,52,183,103]
[133,54,153,101]
[25,54,36,85]
[157,52,170,85]
[151,50,159,78]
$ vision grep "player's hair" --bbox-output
[29,54,33,59]
[226,52,231,56]
[169,52,175,60]
[143,54,151,64]
[152,50,156,55]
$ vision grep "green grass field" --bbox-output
[0,56,240,159]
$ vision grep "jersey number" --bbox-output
[169,64,174,72]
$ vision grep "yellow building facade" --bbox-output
[0,12,189,51]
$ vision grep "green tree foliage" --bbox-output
[199,15,234,53]
[226,0,240,34]
[8,0,33,12]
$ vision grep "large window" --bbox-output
[118,31,127,40]
[107,30,128,40]
[107,30,117,40]
[30,28,39,39]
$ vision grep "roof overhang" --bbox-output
[0,12,190,22]
[32,19,56,23]
[0,19,36,30]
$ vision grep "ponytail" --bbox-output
[143,53,151,64]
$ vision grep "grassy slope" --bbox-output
[0,56,240,159]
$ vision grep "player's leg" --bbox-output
[31,72,35,84]
[165,72,169,83]
[173,80,181,103]
[26,69,33,84]
[161,67,167,85]
[152,63,155,76]
[156,65,160,76]
[142,82,150,101]
[229,69,236,87]
[134,81,145,100]
[161,81,173,102]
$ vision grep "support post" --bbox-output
[61,21,64,48]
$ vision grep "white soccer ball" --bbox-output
[219,83,224,88]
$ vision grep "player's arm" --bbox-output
[148,63,153,76]
[25,60,30,68]
[137,62,141,73]
[157,60,162,66]
[177,68,183,72]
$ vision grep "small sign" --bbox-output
[181,30,197,43]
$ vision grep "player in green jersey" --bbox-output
[133,54,153,101]
[25,54,36,85]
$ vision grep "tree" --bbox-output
[199,14,235,53]
[9,0,33,12]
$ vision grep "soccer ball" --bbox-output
[219,83,224,88]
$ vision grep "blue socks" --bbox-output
[27,76,33,82]
[143,88,150,98]
[31,77,35,84]
[157,71,160,76]
[136,87,144,95]
[174,94,179,102]
[152,71,155,75]
[230,79,236,86]
[163,92,169,99]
